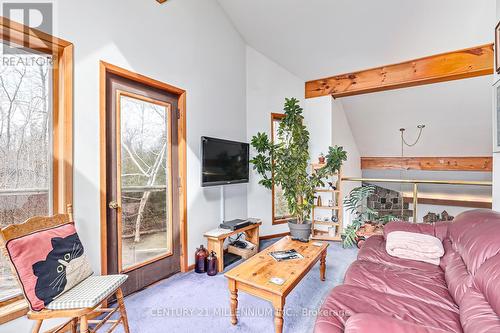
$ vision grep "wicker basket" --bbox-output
[228,242,258,259]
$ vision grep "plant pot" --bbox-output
[288,220,312,239]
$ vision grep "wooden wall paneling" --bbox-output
[360,156,493,172]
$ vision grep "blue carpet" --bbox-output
[116,238,358,333]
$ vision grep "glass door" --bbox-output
[104,71,181,296]
[115,91,173,272]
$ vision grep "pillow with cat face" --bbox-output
[5,223,93,311]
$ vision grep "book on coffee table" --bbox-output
[269,249,304,261]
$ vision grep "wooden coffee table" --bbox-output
[224,236,329,333]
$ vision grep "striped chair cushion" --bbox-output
[47,275,127,310]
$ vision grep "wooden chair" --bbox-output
[0,205,131,333]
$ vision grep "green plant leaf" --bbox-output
[249,97,348,224]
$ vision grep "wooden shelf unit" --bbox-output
[311,164,343,241]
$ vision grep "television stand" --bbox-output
[203,220,262,273]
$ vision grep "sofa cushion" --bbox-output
[314,285,462,333]
[448,209,500,275]
[344,260,457,312]
[459,254,500,333]
[344,313,452,333]
[384,222,435,239]
[444,247,472,306]
[474,254,500,317]
[383,221,450,242]
[439,239,454,271]
[358,235,444,274]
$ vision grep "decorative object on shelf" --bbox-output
[316,195,322,207]
[206,251,218,276]
[194,245,208,273]
[496,21,500,74]
[327,199,334,207]
[423,210,455,223]
[323,217,330,222]
[331,215,338,223]
[318,153,326,164]
[250,98,347,240]
[342,185,398,248]
[327,182,337,191]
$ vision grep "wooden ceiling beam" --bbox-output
[305,44,494,99]
[361,156,493,172]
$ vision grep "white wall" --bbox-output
[331,99,362,226]
[245,48,335,236]
[245,46,304,236]
[341,76,493,157]
[3,0,247,331]
[494,154,500,211]
[494,0,500,211]
[303,96,333,161]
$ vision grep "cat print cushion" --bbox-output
[5,223,93,311]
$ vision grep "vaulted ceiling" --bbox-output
[218,0,495,155]
[217,0,495,202]
[217,0,495,81]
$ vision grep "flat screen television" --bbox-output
[201,136,249,187]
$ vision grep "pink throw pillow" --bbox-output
[5,223,93,311]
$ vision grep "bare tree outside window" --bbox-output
[0,46,52,301]
[119,95,171,270]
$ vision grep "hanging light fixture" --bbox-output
[399,124,425,220]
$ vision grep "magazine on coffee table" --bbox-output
[269,249,304,262]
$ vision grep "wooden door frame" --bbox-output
[99,61,188,275]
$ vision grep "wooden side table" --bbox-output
[203,220,261,273]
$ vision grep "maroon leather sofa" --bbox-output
[314,209,500,333]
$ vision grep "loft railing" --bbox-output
[342,177,493,222]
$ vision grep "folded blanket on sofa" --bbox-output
[386,231,444,265]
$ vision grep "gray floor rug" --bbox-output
[116,238,358,333]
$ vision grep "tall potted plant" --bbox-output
[250,98,347,239]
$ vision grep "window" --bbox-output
[0,45,53,302]
[0,17,73,319]
[271,113,292,224]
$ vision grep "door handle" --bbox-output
[108,201,120,209]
